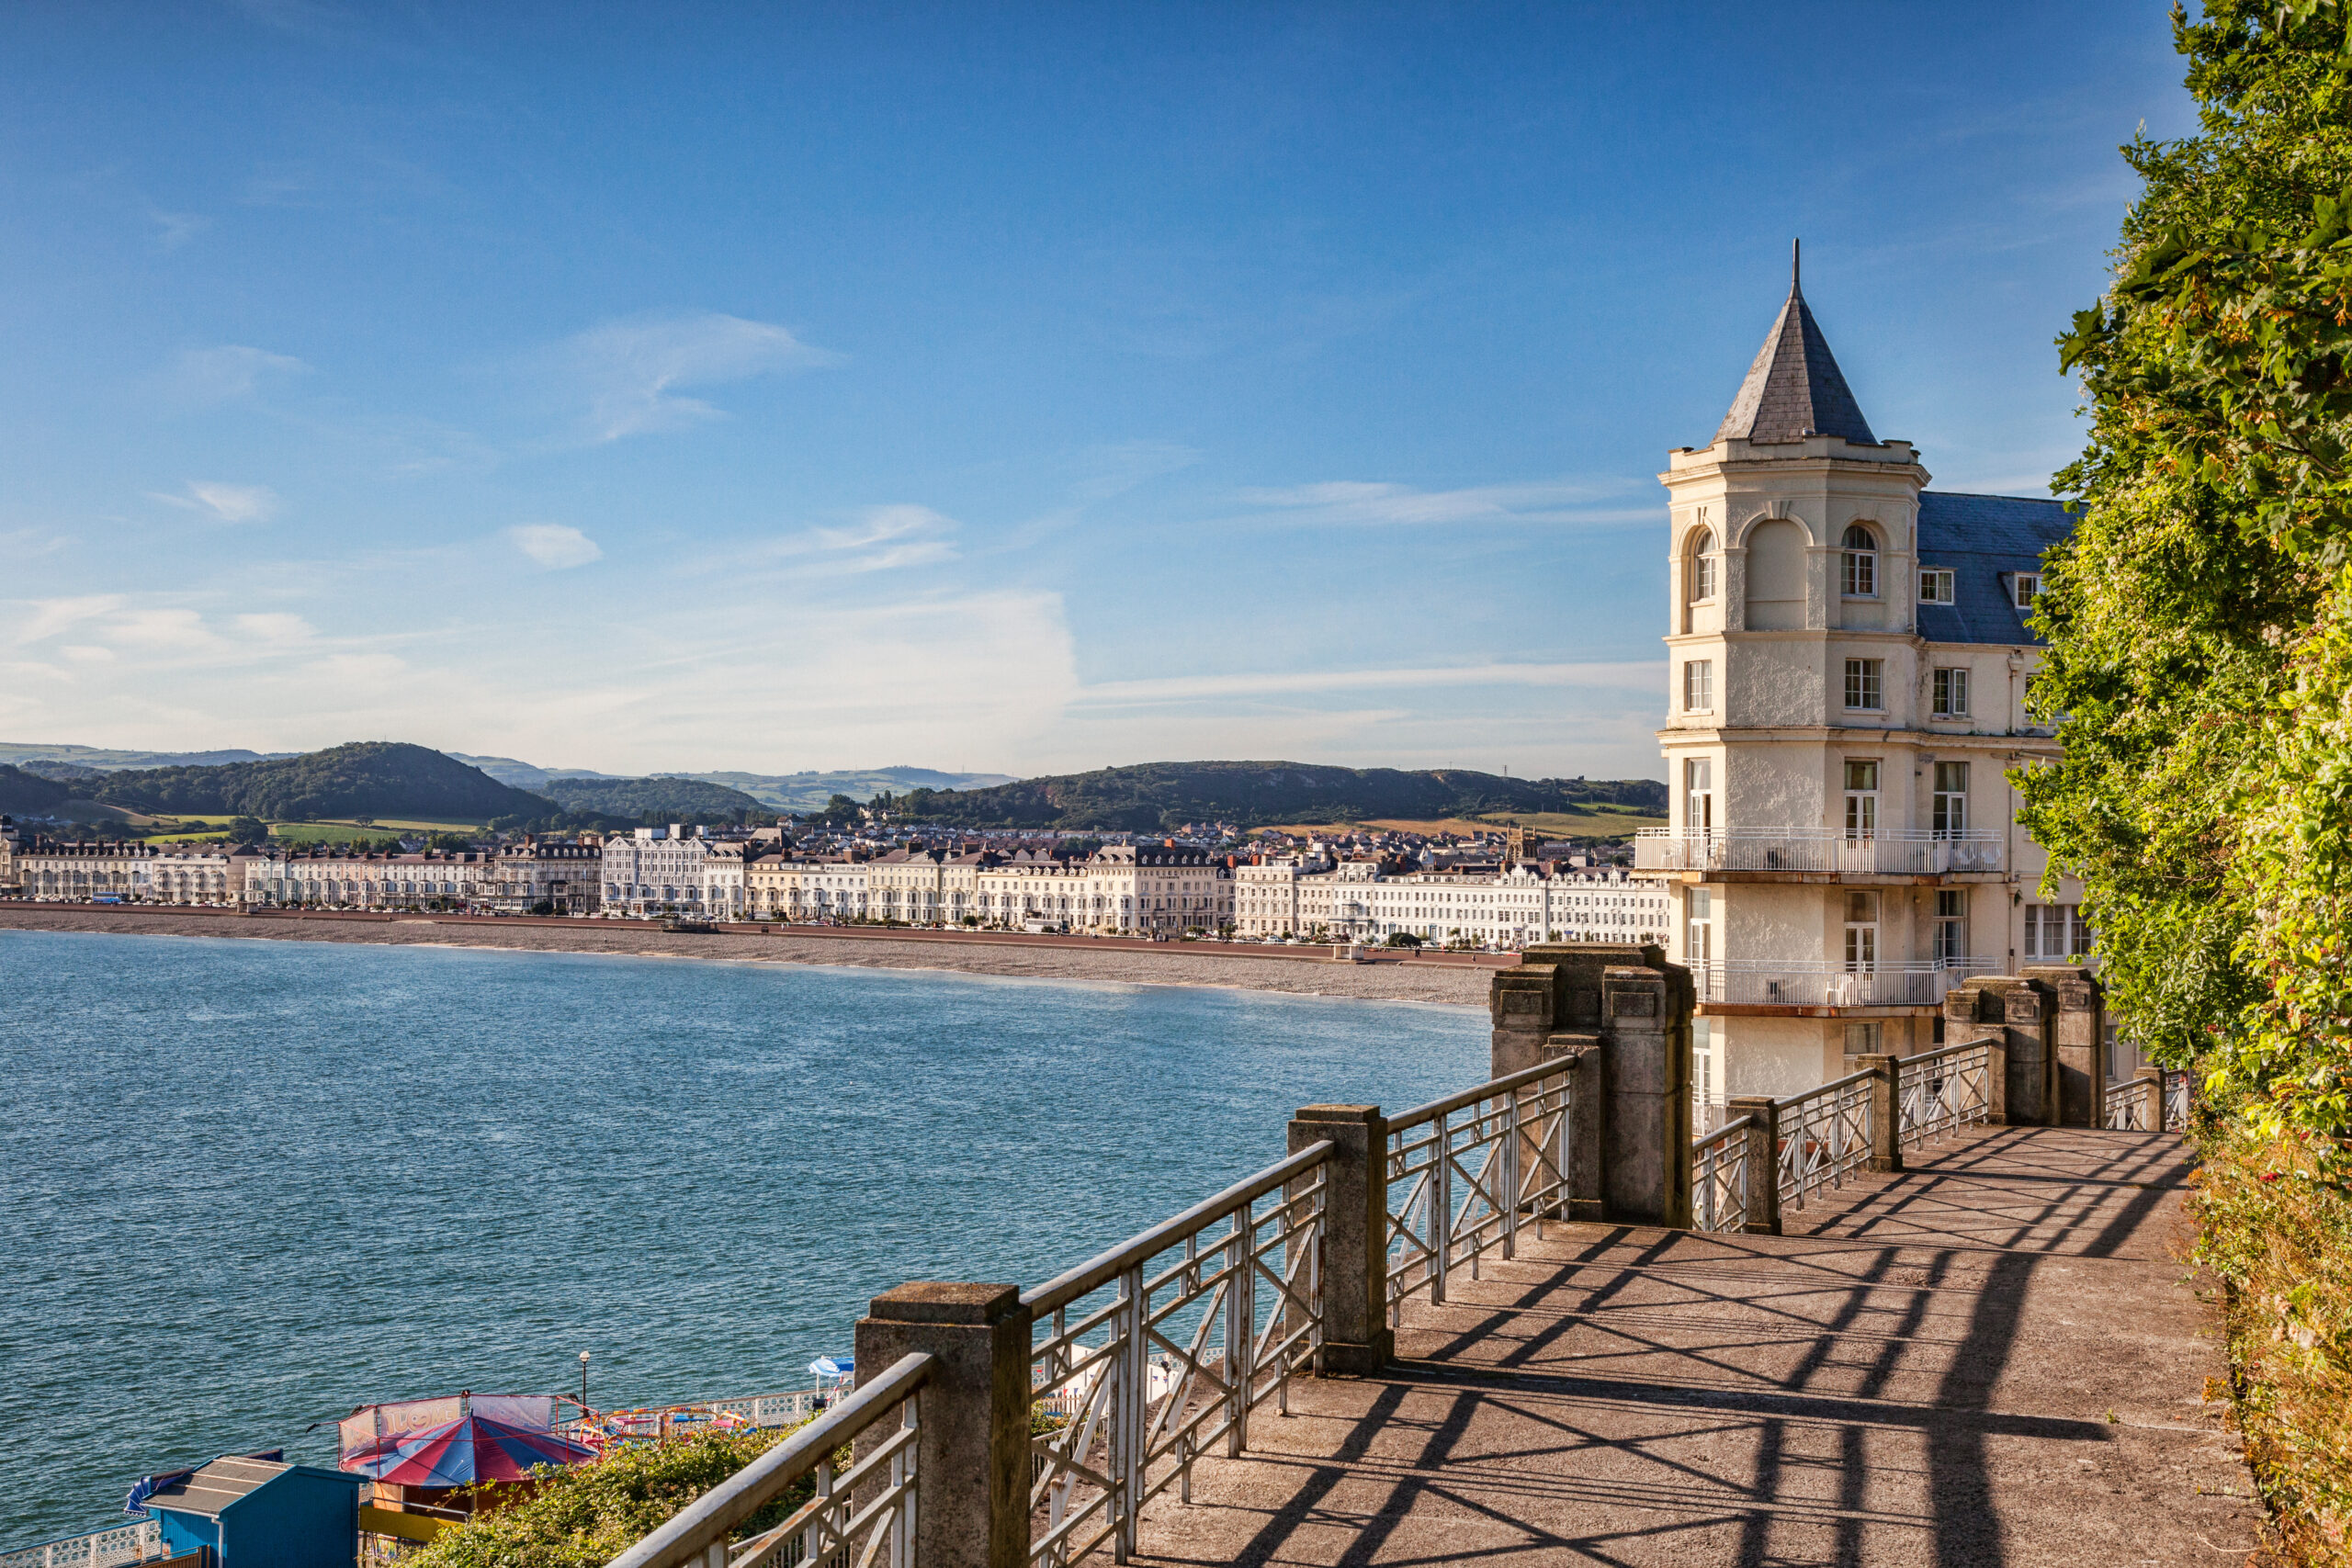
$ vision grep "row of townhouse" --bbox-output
[743,842,1235,935]
[1233,855,1669,947]
[2,831,250,905]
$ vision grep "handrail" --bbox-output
[1387,1054,1580,1136]
[1635,826,2001,842]
[1787,1067,1875,1104]
[1023,1141,1334,1315]
[1894,1039,1985,1071]
[605,1350,934,1568]
[1692,1112,1753,1152]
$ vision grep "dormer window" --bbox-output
[1919,568,1954,605]
[1687,528,1716,602]
[1840,525,1879,597]
[2012,572,2041,609]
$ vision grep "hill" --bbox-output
[0,763,74,816]
[0,742,296,770]
[538,775,769,820]
[888,762,1667,835]
[85,742,557,823]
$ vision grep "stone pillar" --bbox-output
[1289,1104,1393,1375]
[1943,976,2056,1124]
[854,1282,1031,1568]
[2137,1065,2164,1132]
[1724,1093,1781,1235]
[1853,1053,1902,1173]
[1550,1038,1606,1222]
[1601,964,1693,1227]
[2023,964,2106,1126]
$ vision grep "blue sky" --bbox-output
[0,2,2192,780]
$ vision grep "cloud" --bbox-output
[1232,479,1652,527]
[714,504,959,578]
[1076,660,1664,707]
[509,524,604,570]
[13,595,126,646]
[148,480,280,524]
[167,344,310,404]
[1068,440,1202,504]
[232,613,315,642]
[548,311,842,442]
[61,645,116,664]
[151,209,211,251]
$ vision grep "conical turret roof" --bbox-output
[1714,243,1877,446]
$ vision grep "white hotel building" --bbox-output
[1233,854,1668,947]
[1640,259,2085,1108]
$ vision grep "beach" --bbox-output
[0,905,1498,1005]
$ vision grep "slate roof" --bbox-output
[1715,267,1878,446]
[147,1456,289,1518]
[1915,491,2075,646]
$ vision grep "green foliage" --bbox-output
[887,761,1668,834]
[538,776,768,821]
[0,763,74,815]
[225,816,270,843]
[2019,0,2352,1136]
[85,742,554,823]
[409,1427,826,1568]
[2191,1121,2352,1557]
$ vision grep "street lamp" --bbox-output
[578,1350,591,1413]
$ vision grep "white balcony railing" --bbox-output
[1634,828,2004,876]
[1690,957,1998,1009]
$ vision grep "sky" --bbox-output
[0,2,2198,781]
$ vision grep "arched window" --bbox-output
[1841,524,1879,597]
[1687,529,1716,601]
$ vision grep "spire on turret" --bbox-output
[1713,241,1877,446]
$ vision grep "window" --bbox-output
[1843,760,1880,839]
[1932,666,1970,717]
[1683,757,1713,834]
[1919,568,1955,605]
[1682,660,1713,713]
[1843,1021,1883,1054]
[1843,890,1880,971]
[1935,889,1968,963]
[1841,525,1879,596]
[1844,658,1884,710]
[1688,529,1716,601]
[2025,903,2093,959]
[1932,761,1969,836]
[2012,572,2041,609]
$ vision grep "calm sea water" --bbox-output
[0,931,1485,1544]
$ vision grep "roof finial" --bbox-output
[1792,237,1801,295]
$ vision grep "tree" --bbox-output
[2020,0,2352,1140]
[226,816,270,843]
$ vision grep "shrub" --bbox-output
[408,1426,831,1568]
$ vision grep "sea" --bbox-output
[0,929,1486,1546]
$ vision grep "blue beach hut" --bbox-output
[141,1454,362,1568]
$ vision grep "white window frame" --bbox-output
[1919,567,1955,605]
[1840,525,1880,598]
[2012,572,2041,609]
[1682,659,1714,713]
[1844,658,1884,711]
[1932,666,1970,717]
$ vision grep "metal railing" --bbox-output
[1689,958,1996,1008]
[563,1389,846,1446]
[1023,1142,1331,1566]
[1895,1041,1994,1147]
[1691,1115,1752,1234]
[0,1522,163,1568]
[1384,1057,1575,1321]
[606,1352,931,1568]
[1634,827,2005,875]
[1778,1070,1875,1213]
[2102,1078,2150,1132]
[2164,1069,2190,1132]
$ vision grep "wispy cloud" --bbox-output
[166,344,310,404]
[1076,660,1663,707]
[151,209,211,251]
[14,595,126,647]
[545,311,842,442]
[1068,440,1202,504]
[1232,479,1652,528]
[147,480,280,524]
[712,504,960,578]
[509,523,604,570]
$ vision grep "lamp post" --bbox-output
[578,1350,590,1414]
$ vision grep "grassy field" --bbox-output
[135,816,490,844]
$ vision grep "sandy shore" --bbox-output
[0,907,1497,1006]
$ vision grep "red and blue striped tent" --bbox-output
[342,1411,596,1486]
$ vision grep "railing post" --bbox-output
[1725,1095,1781,1235]
[1854,1054,1902,1174]
[1431,1109,1452,1304]
[1287,1104,1392,1375]
[854,1283,1030,1568]
[2137,1066,2163,1134]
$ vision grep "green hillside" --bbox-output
[0,763,74,816]
[85,742,555,823]
[540,775,769,820]
[888,761,1667,835]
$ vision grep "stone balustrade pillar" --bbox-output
[1724,1093,1781,1235]
[2137,1065,2164,1132]
[853,1282,1031,1568]
[1289,1104,1393,1375]
[1852,1053,1903,1173]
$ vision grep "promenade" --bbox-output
[1131,1124,2257,1566]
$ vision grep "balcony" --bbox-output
[1690,957,1998,1010]
[1634,827,2004,878]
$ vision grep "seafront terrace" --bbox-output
[600,950,2253,1568]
